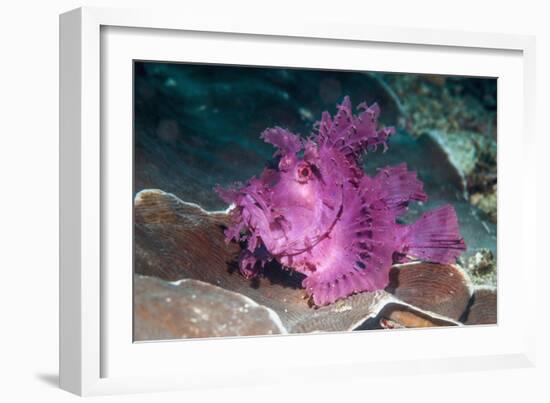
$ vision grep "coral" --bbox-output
[134,190,484,336]
[458,248,497,286]
[216,97,466,306]
[470,185,497,223]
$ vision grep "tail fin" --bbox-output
[400,205,466,264]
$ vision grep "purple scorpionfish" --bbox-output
[216,96,466,306]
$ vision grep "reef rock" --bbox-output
[134,189,494,339]
[135,276,285,340]
[386,263,472,321]
[463,286,497,325]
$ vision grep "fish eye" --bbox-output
[296,163,312,183]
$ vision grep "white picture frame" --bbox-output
[59,6,537,396]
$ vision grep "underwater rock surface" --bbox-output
[459,248,497,287]
[134,190,493,338]
[134,189,239,281]
[463,286,497,325]
[134,276,285,340]
[386,263,471,321]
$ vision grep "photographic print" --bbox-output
[133,62,497,341]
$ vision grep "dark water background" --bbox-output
[133,61,496,258]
